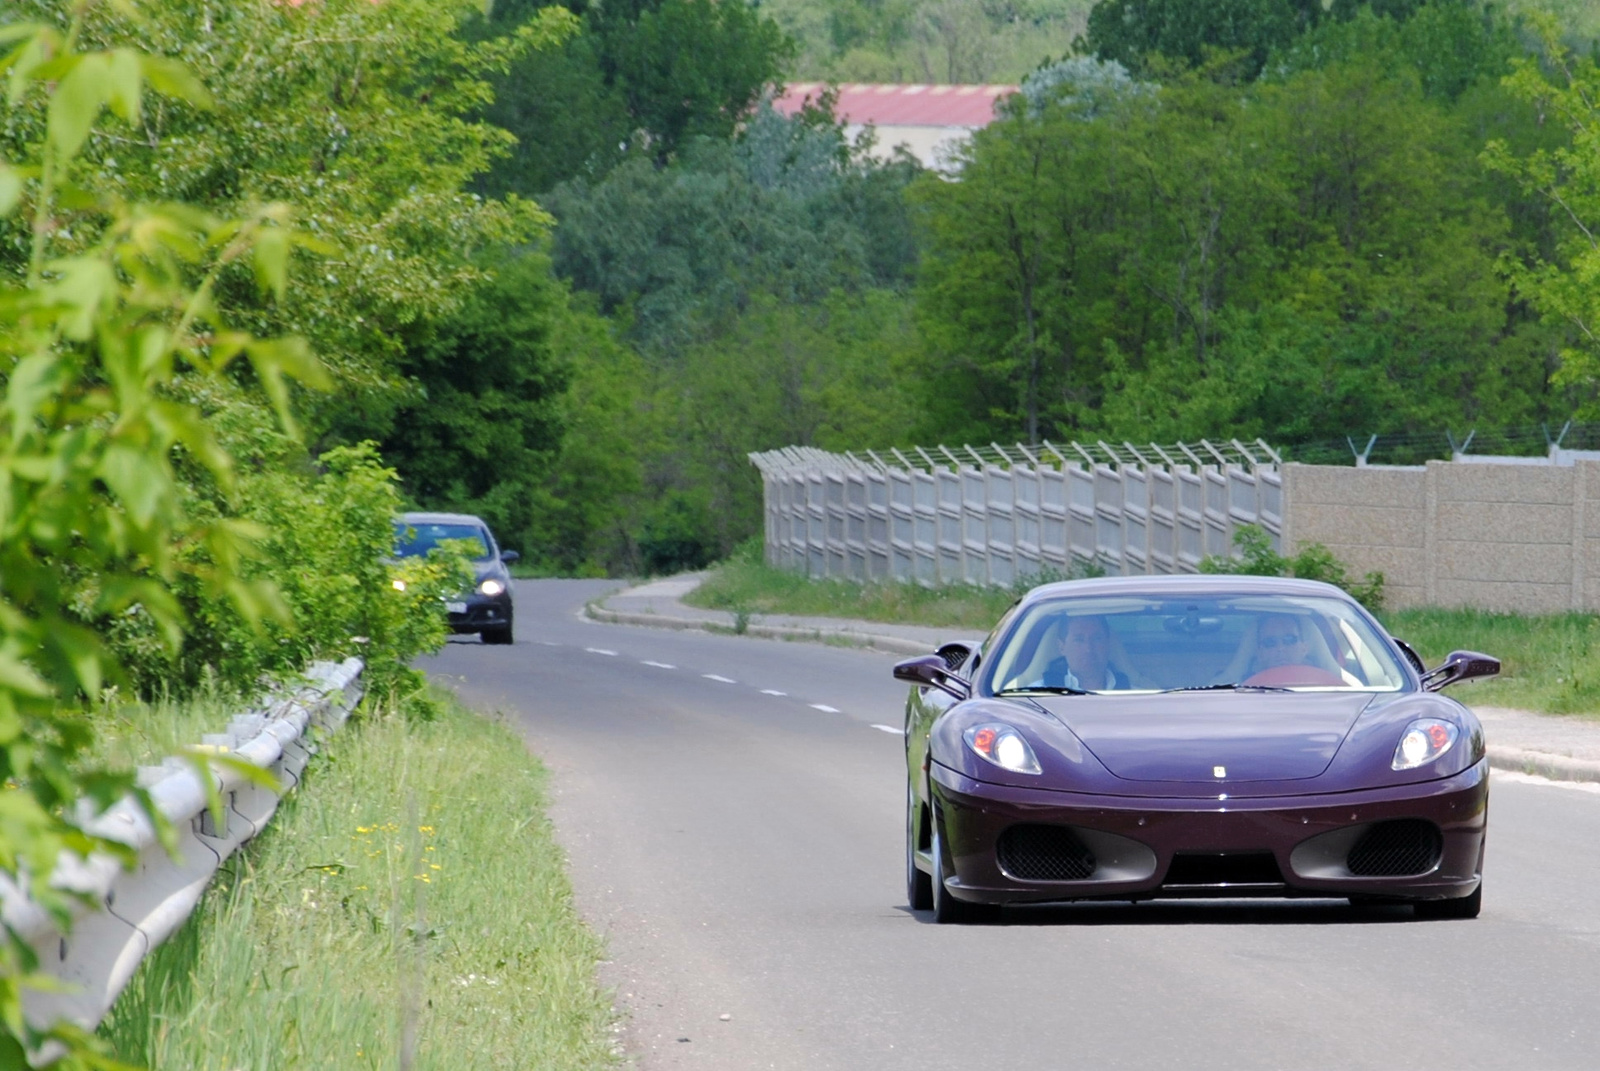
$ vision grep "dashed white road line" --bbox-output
[703,674,737,684]
[871,724,905,735]
[642,660,676,669]
[760,689,787,696]
[585,647,618,656]
[810,703,841,713]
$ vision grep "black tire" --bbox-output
[482,623,514,645]
[930,804,998,924]
[1413,883,1482,920]
[907,781,932,912]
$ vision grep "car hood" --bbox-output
[1029,691,1376,782]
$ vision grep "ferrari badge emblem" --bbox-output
[1213,766,1227,778]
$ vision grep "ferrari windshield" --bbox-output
[982,593,1407,695]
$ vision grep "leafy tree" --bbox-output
[3,0,577,446]
[0,13,333,1064]
[1483,15,1600,417]
[382,253,572,554]
[1201,525,1386,612]
[1082,0,1319,80]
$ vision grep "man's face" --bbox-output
[1257,617,1305,669]
[1060,619,1109,674]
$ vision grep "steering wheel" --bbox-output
[1241,665,1347,688]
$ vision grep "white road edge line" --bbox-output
[760,689,787,696]
[585,647,618,656]
[641,661,676,669]
[703,674,737,684]
[810,704,841,713]
[871,724,905,735]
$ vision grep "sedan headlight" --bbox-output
[478,578,506,597]
[963,723,1042,775]
[1392,718,1460,771]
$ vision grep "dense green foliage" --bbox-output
[909,9,1575,451]
[1200,526,1386,612]
[0,3,557,1060]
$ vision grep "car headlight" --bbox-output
[478,578,506,597]
[1392,718,1460,771]
[963,724,1042,775]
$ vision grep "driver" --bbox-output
[1041,615,1130,691]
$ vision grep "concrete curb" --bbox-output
[584,602,934,656]
[1486,746,1600,785]
[588,592,1600,786]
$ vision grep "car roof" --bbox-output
[397,511,492,528]
[1017,573,1356,606]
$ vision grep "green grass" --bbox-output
[98,690,620,1071]
[683,551,1059,631]
[1380,607,1600,716]
[685,557,1600,716]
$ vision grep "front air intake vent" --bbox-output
[997,825,1097,881]
[1346,820,1443,877]
[1163,852,1284,886]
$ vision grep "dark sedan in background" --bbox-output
[895,575,1499,923]
[394,512,519,644]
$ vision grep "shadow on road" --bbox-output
[901,899,1423,926]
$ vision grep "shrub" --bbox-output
[1200,524,1386,612]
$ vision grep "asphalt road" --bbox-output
[422,578,1600,1071]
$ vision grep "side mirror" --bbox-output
[1421,650,1500,692]
[893,654,970,701]
[500,550,521,563]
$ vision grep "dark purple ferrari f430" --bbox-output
[895,576,1498,922]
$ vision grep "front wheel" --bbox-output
[482,623,514,645]
[906,780,932,911]
[1413,883,1482,920]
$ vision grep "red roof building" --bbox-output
[772,83,1018,169]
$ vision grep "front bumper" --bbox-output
[447,592,513,633]
[930,759,1488,904]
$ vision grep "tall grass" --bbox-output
[98,692,619,1070]
[1381,608,1600,716]
[684,543,1095,631]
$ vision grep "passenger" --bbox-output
[1252,613,1314,674]
[1041,615,1130,691]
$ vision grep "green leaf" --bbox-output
[0,163,20,216]
[105,48,144,124]
[97,443,168,528]
[48,54,109,160]
[252,225,290,302]
[139,54,214,110]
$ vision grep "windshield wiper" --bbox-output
[1161,682,1293,694]
[998,686,1092,696]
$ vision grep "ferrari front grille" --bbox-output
[1163,852,1284,886]
[1345,819,1442,877]
[997,824,1097,881]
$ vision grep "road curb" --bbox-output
[1486,746,1600,785]
[584,602,933,656]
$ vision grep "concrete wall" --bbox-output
[1282,461,1600,614]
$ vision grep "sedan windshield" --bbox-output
[982,593,1407,695]
[393,522,491,561]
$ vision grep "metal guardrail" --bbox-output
[750,440,1283,584]
[0,657,365,1059]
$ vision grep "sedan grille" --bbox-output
[997,824,1097,881]
[1346,820,1442,877]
